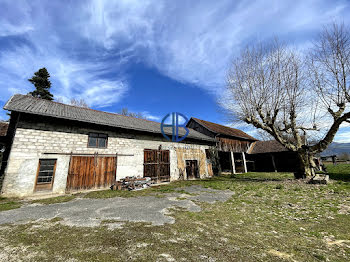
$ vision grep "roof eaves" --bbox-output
[192,117,257,141]
[190,117,218,135]
[3,94,17,111]
[6,107,215,142]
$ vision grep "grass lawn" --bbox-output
[325,163,350,181]
[0,194,80,212]
[0,171,349,261]
[0,197,22,212]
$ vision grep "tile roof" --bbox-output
[4,94,215,142]
[0,122,8,136]
[191,118,257,141]
[249,140,289,154]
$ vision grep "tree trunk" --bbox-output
[294,150,315,179]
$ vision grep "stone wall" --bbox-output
[1,115,213,197]
[175,148,209,179]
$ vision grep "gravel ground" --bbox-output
[0,185,234,227]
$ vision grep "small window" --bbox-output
[88,133,108,148]
[35,159,57,191]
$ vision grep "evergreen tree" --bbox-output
[28,68,54,100]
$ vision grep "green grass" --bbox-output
[0,172,349,261]
[30,195,78,205]
[0,195,78,212]
[0,201,22,211]
[0,196,22,211]
[325,163,350,181]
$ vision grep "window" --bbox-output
[35,159,57,191]
[88,133,108,148]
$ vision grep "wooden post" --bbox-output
[115,153,118,183]
[242,152,247,173]
[271,154,277,172]
[230,151,236,174]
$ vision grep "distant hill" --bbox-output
[320,142,350,156]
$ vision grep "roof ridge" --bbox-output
[193,117,242,131]
[4,94,216,142]
[191,117,257,140]
[11,94,161,124]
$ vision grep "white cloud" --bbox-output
[142,112,161,121]
[0,1,33,37]
[0,45,129,108]
[80,80,128,108]
[0,0,349,135]
[1,0,348,95]
[334,129,350,143]
[56,0,347,99]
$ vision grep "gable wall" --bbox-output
[186,119,216,138]
[1,114,213,197]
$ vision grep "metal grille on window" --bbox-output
[37,159,56,184]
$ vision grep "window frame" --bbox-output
[87,133,108,148]
[34,158,57,192]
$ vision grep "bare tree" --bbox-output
[56,98,90,108]
[225,23,350,178]
[69,98,89,108]
[119,107,147,119]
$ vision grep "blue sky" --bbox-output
[0,0,350,142]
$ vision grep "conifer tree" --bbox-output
[28,68,54,100]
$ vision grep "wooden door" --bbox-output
[144,149,170,183]
[186,160,199,179]
[66,156,116,191]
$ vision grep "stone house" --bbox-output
[0,95,218,197]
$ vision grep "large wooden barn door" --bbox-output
[144,149,170,183]
[66,156,116,191]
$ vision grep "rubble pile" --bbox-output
[111,176,152,191]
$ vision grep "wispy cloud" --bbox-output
[1,0,348,96]
[0,0,349,140]
[142,112,161,121]
[77,0,349,91]
[334,127,350,143]
[0,0,130,108]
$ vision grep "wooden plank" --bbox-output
[83,156,89,189]
[231,151,236,174]
[271,154,277,172]
[89,157,95,188]
[143,149,171,182]
[242,152,247,173]
[80,157,86,189]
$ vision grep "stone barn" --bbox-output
[0,95,216,197]
[1,95,297,198]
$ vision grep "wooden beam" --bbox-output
[242,152,247,173]
[43,152,134,157]
[230,151,236,174]
[271,154,277,172]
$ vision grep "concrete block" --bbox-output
[309,174,329,184]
